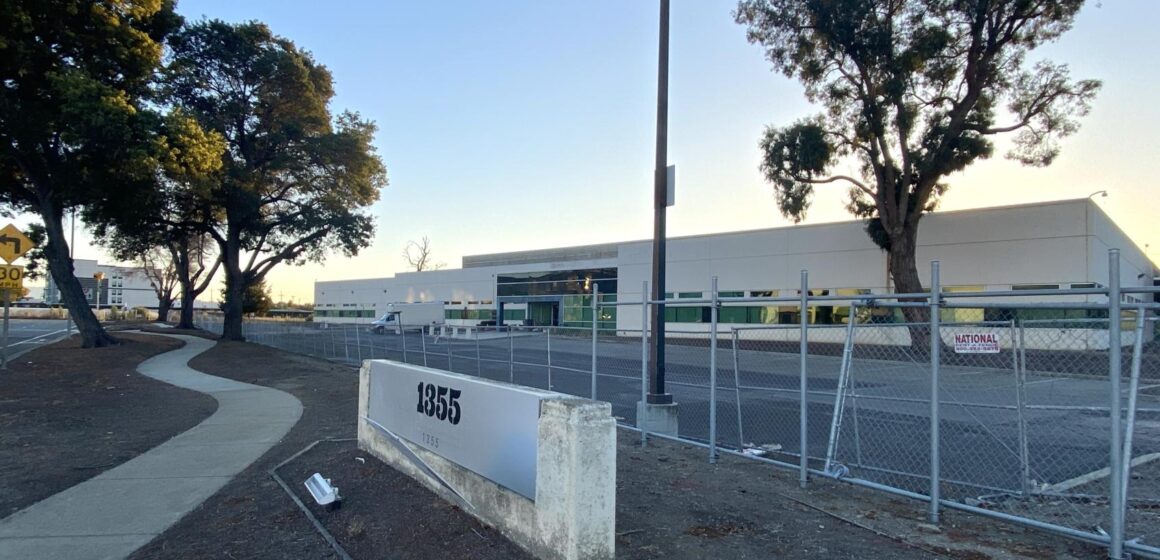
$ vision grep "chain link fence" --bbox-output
[196,252,1159,558]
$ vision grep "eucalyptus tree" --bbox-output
[735,0,1100,312]
[0,0,182,347]
[165,20,387,340]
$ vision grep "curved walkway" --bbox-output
[0,334,303,560]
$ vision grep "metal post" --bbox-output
[1,290,10,370]
[1121,307,1145,506]
[732,329,744,449]
[421,328,428,367]
[591,284,599,400]
[799,270,809,488]
[508,326,514,383]
[476,331,482,377]
[1108,249,1124,560]
[401,326,408,364]
[546,326,552,391]
[1016,321,1031,496]
[824,303,858,474]
[647,0,672,406]
[355,323,363,364]
[709,276,719,464]
[447,333,453,372]
[929,260,942,524]
[641,280,650,446]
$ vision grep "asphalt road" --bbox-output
[209,320,1160,507]
[0,318,70,360]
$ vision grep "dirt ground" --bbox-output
[0,333,217,516]
[123,335,1106,559]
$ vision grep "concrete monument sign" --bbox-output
[359,360,615,560]
[364,360,542,498]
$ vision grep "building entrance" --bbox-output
[527,302,558,326]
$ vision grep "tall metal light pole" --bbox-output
[647,0,672,405]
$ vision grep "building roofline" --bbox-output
[461,198,1096,259]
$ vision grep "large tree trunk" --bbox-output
[887,224,934,356]
[174,241,196,329]
[38,200,118,348]
[219,228,245,341]
[156,296,172,323]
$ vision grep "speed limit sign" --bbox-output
[0,265,23,291]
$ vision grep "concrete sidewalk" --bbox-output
[0,334,302,560]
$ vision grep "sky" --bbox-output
[19,1,1159,303]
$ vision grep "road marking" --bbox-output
[1043,452,1160,493]
[8,329,68,346]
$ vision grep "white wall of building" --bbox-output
[314,200,1157,329]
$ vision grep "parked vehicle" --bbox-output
[369,302,444,334]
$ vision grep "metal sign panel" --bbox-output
[365,360,544,499]
[953,332,1000,353]
[0,224,34,264]
[0,265,23,292]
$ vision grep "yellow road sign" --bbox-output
[0,224,35,264]
[0,265,23,292]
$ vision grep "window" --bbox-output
[718,291,744,298]
[1070,283,1099,289]
[1012,284,1059,291]
[940,286,984,322]
[749,290,776,298]
[678,292,702,299]
[496,268,617,297]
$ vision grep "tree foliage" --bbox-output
[0,0,183,347]
[735,0,1100,296]
[164,20,387,340]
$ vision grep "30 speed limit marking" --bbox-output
[0,265,22,291]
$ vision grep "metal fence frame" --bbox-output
[197,248,1160,559]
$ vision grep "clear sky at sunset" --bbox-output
[26,1,1159,303]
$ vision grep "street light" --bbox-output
[1088,190,1108,199]
[93,272,105,312]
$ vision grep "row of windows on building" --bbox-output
[313,282,1124,325]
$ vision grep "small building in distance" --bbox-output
[44,259,159,310]
[313,199,1157,331]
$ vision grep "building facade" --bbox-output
[44,259,161,310]
[314,199,1157,329]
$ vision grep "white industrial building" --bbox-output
[313,199,1157,332]
[44,259,162,310]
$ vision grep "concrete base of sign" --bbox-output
[358,363,615,560]
[636,401,679,437]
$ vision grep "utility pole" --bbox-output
[647,0,672,405]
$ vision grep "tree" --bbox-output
[165,21,387,340]
[222,278,272,316]
[734,0,1100,314]
[93,111,225,329]
[119,244,179,322]
[403,236,446,271]
[0,0,182,347]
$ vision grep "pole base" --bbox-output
[646,392,673,405]
[636,400,679,436]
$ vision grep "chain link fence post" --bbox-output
[709,276,719,464]
[1108,249,1125,560]
[421,326,428,367]
[732,328,744,450]
[641,280,649,447]
[591,284,599,400]
[799,269,809,488]
[929,260,942,524]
